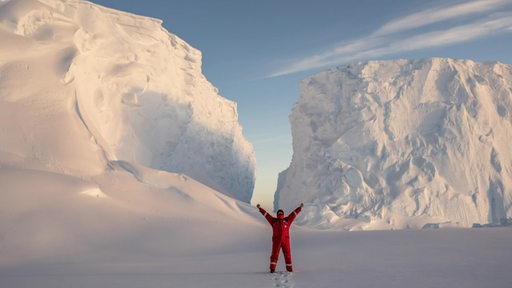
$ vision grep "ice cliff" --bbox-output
[0,0,255,202]
[276,58,512,229]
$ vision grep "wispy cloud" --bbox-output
[374,0,509,36]
[269,0,512,77]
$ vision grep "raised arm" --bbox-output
[286,203,304,224]
[257,204,275,225]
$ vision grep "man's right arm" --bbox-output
[257,204,275,225]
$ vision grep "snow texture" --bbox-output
[276,58,512,229]
[0,2,511,288]
[0,0,255,202]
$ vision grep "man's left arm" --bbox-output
[287,203,304,224]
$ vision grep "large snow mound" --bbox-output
[0,0,255,202]
[276,58,512,230]
[0,161,262,267]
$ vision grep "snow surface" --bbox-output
[0,0,255,202]
[0,158,511,287]
[276,58,512,229]
[0,161,511,287]
[1,1,511,287]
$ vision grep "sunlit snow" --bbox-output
[277,59,512,229]
[0,1,511,287]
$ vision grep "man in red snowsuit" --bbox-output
[257,203,303,273]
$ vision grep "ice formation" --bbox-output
[276,58,512,229]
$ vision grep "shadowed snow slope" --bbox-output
[0,161,263,267]
[0,0,255,202]
[276,58,512,230]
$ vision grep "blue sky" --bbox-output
[91,0,512,209]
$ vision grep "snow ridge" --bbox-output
[276,58,512,229]
[0,0,255,201]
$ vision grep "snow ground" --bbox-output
[1,224,510,287]
[1,230,511,288]
[1,162,510,288]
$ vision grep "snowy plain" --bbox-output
[0,1,511,287]
[2,211,511,288]
[0,164,510,287]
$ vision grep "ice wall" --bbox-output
[276,58,512,229]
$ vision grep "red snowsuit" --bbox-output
[258,206,302,272]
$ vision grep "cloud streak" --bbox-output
[374,0,509,36]
[270,0,512,77]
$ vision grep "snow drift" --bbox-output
[276,58,512,229]
[0,0,255,202]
